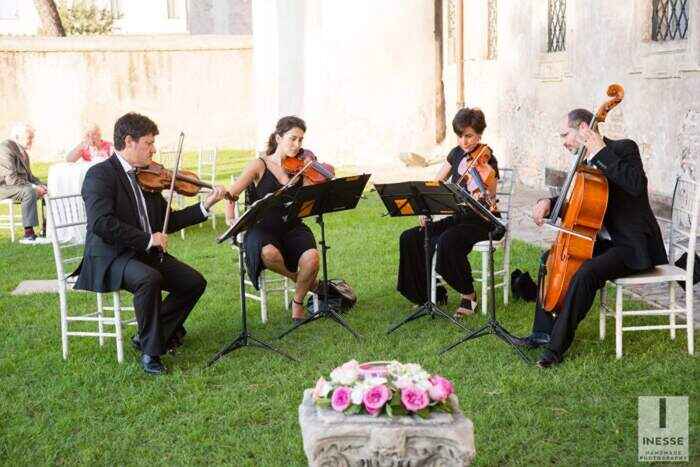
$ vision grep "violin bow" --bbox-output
[160,131,185,262]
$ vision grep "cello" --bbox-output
[542,84,625,313]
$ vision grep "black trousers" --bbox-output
[397,216,493,305]
[533,245,636,358]
[121,252,207,356]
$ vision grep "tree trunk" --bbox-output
[33,0,65,36]
[434,0,446,144]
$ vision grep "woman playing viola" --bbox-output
[397,107,501,318]
[226,116,320,323]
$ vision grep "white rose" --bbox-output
[394,376,413,390]
[364,376,387,387]
[351,387,364,405]
[330,367,358,386]
[415,377,433,391]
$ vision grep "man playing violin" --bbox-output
[514,108,667,368]
[397,107,501,318]
[225,116,321,324]
[74,112,228,375]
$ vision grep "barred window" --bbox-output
[110,0,122,19]
[486,0,498,60]
[167,0,183,19]
[547,0,566,53]
[652,0,689,41]
[447,0,457,64]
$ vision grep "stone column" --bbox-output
[252,0,306,153]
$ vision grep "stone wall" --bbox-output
[443,0,699,198]
[253,0,697,199]
[252,0,437,170]
[0,34,254,161]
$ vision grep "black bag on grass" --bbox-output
[306,279,357,313]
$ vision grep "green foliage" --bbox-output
[57,0,115,36]
[1,152,698,465]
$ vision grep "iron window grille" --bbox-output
[652,0,689,41]
[487,0,498,60]
[548,0,566,53]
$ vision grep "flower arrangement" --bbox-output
[311,360,454,418]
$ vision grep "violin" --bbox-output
[281,149,335,185]
[136,161,236,201]
[455,143,498,212]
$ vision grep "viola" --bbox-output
[281,149,335,185]
[455,143,498,212]
[136,161,236,201]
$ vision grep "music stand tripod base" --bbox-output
[438,230,530,363]
[276,175,370,341]
[209,216,299,365]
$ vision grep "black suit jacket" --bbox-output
[74,155,207,292]
[550,138,667,271]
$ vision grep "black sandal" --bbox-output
[453,298,477,319]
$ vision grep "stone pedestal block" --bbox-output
[298,389,475,466]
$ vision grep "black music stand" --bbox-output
[374,181,470,334]
[277,174,371,340]
[208,190,297,366]
[438,183,529,362]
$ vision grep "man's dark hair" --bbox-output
[452,107,486,135]
[567,108,596,130]
[113,112,159,151]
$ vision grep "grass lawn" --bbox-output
[0,153,696,465]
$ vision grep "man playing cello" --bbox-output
[513,108,667,368]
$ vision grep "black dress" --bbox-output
[396,145,502,305]
[243,158,317,289]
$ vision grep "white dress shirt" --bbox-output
[114,152,210,250]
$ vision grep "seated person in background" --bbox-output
[0,123,49,244]
[66,123,113,163]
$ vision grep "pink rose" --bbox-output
[401,386,429,412]
[363,384,391,413]
[331,386,352,412]
[312,377,331,401]
[365,405,381,416]
[428,375,454,402]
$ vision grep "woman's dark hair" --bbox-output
[266,116,306,155]
[452,107,486,136]
[113,112,159,151]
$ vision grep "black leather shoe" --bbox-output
[536,350,561,369]
[131,334,142,352]
[140,354,167,375]
[510,333,550,349]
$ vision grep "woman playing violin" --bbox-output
[397,107,501,319]
[226,116,320,323]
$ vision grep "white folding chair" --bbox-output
[230,178,318,323]
[431,168,517,314]
[599,177,697,358]
[197,147,218,229]
[0,198,21,242]
[46,194,136,363]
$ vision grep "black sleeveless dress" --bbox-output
[396,145,502,304]
[243,158,317,289]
